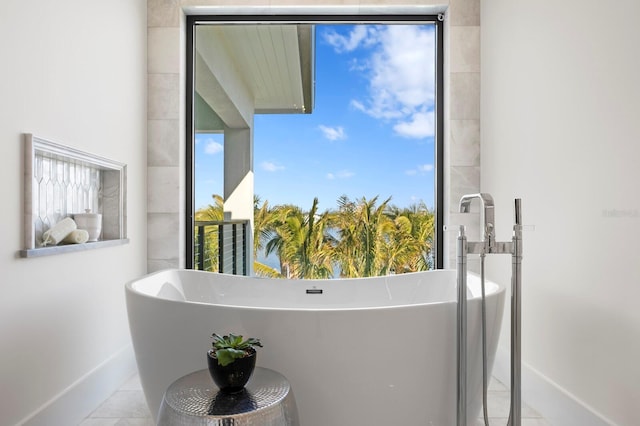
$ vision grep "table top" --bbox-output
[159,367,296,421]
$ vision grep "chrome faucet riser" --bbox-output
[456,194,523,426]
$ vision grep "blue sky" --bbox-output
[194,24,436,213]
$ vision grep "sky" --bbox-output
[194,24,436,213]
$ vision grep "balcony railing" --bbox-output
[194,220,249,275]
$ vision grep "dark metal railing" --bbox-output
[194,220,248,275]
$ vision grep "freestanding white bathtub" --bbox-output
[125,269,505,425]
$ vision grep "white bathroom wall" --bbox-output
[0,1,147,425]
[481,0,640,424]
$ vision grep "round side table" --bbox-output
[157,367,299,425]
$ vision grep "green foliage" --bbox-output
[194,195,225,272]
[196,194,435,278]
[330,195,394,277]
[210,333,263,367]
[263,198,336,279]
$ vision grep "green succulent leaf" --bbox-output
[246,338,263,348]
[215,348,247,366]
[210,332,262,364]
[230,334,243,347]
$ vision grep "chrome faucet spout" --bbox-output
[459,193,495,251]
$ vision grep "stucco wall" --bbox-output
[0,1,147,425]
[482,0,640,424]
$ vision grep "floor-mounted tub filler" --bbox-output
[126,268,505,425]
[456,193,524,426]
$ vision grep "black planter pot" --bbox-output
[207,349,256,393]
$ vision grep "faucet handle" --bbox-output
[443,224,466,236]
[443,224,465,231]
[514,198,522,225]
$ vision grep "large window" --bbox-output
[186,15,444,275]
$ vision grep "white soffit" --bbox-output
[197,24,310,115]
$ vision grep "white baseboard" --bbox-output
[492,346,616,426]
[17,345,137,426]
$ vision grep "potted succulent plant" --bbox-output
[207,333,263,393]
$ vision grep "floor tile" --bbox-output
[481,391,542,418]
[488,376,508,392]
[475,418,550,426]
[118,375,144,391]
[113,419,155,426]
[79,420,119,426]
[81,373,551,426]
[89,390,151,418]
[522,419,551,426]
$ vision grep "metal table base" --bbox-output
[158,367,299,425]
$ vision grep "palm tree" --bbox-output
[196,194,224,221]
[194,194,225,271]
[330,195,395,277]
[253,195,282,278]
[196,193,434,278]
[385,202,435,272]
[380,212,420,274]
[264,198,335,279]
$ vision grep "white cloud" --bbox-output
[393,111,435,139]
[350,100,366,112]
[405,163,434,175]
[204,140,223,155]
[322,26,374,53]
[261,161,285,172]
[347,25,436,139]
[327,170,355,180]
[348,58,368,72]
[318,125,347,141]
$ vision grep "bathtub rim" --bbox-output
[125,268,505,312]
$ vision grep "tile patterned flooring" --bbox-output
[473,377,550,426]
[79,374,153,426]
[80,372,550,425]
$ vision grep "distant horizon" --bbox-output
[195,23,436,213]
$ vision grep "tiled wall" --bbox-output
[31,154,101,246]
[146,0,481,271]
[448,0,481,268]
[147,0,185,272]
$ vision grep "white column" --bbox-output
[224,125,254,274]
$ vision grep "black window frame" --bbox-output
[186,14,445,270]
